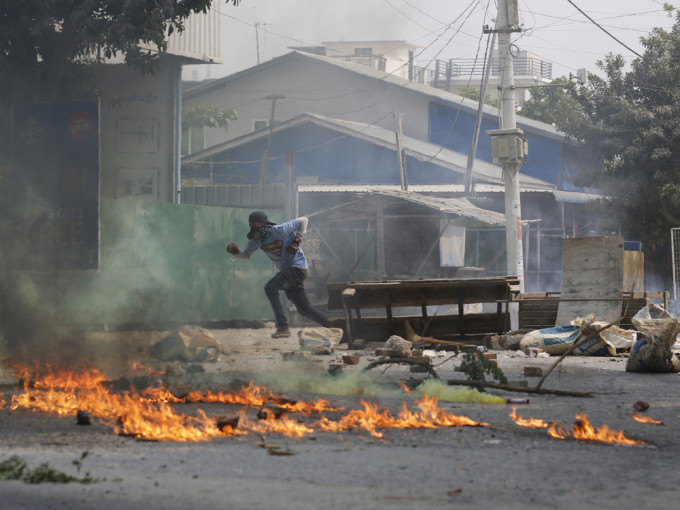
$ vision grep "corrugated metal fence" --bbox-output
[17,198,280,327]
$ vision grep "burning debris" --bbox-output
[547,414,647,445]
[510,407,647,446]
[632,413,664,425]
[509,406,550,428]
[5,362,489,442]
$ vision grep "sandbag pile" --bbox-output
[518,305,680,373]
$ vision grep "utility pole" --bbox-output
[393,112,408,191]
[486,0,527,292]
[465,31,496,195]
[259,94,284,185]
[255,22,261,64]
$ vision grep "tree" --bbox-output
[182,103,238,132]
[523,7,680,260]
[516,77,581,127]
[0,0,241,157]
[458,86,499,108]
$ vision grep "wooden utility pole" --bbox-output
[465,32,496,195]
[285,151,297,220]
[393,112,408,191]
[259,94,284,185]
[255,22,261,64]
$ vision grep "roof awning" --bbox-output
[307,189,506,227]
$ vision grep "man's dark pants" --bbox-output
[264,267,328,329]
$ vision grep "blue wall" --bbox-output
[204,123,464,186]
[427,102,592,191]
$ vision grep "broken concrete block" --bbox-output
[76,410,91,426]
[490,333,524,350]
[298,327,344,347]
[342,354,360,365]
[633,400,649,412]
[151,334,189,362]
[215,415,240,433]
[151,325,221,363]
[257,401,288,420]
[523,347,545,357]
[523,366,543,377]
[384,335,412,358]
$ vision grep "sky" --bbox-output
[183,0,677,82]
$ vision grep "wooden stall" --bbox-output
[327,276,520,348]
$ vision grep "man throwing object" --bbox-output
[226,211,328,338]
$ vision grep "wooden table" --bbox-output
[327,277,520,348]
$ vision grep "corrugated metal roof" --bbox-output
[299,184,602,204]
[184,112,554,188]
[307,189,507,227]
[184,51,566,141]
[547,189,602,203]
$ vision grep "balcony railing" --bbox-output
[329,54,552,90]
[448,57,552,79]
[330,55,387,72]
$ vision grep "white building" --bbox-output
[98,8,220,203]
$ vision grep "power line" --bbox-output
[565,0,643,58]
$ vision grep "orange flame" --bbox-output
[7,363,486,443]
[509,406,549,428]
[317,395,488,438]
[547,421,568,439]
[572,414,646,445]
[632,413,663,425]
[546,414,646,445]
[398,382,411,394]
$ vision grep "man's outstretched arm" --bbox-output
[226,243,252,260]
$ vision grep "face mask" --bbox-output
[247,224,272,240]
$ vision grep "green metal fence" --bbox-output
[16,198,279,327]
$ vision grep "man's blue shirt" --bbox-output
[244,219,308,270]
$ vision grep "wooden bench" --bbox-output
[326,277,520,348]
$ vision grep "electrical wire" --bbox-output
[190,1,498,174]
[565,0,642,58]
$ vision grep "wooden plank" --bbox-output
[327,279,516,309]
[341,288,356,349]
[556,236,624,325]
[623,250,644,292]
[341,313,510,342]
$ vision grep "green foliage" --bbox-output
[182,103,238,131]
[460,350,507,385]
[0,1,241,102]
[459,86,499,108]
[529,9,680,252]
[517,77,581,126]
[0,0,242,157]
[0,452,97,484]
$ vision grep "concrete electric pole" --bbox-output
[486,0,527,292]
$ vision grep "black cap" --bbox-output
[249,211,269,223]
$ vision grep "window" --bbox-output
[252,119,282,132]
[355,48,372,56]
[181,126,204,155]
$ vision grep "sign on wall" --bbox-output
[11,100,100,270]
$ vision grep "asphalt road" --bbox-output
[1,327,679,510]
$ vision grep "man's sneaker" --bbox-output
[272,327,291,338]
